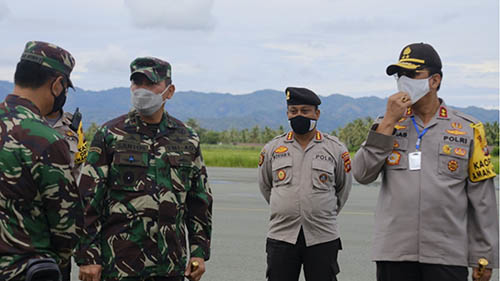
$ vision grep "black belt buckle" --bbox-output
[26,258,61,281]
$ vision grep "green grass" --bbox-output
[201,144,500,175]
[201,144,263,168]
[492,156,499,175]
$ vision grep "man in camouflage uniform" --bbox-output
[258,87,352,281]
[353,43,498,281]
[45,108,87,280]
[76,57,212,281]
[0,41,83,280]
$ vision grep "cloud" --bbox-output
[448,61,499,74]
[0,1,10,21]
[124,0,215,31]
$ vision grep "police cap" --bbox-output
[285,87,321,106]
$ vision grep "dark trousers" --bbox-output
[266,229,342,281]
[376,261,468,281]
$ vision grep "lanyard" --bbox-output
[411,116,429,150]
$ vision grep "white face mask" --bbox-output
[130,85,170,116]
[396,75,431,104]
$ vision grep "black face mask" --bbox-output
[49,80,67,114]
[288,115,317,135]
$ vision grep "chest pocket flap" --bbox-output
[112,151,148,191]
[272,157,292,186]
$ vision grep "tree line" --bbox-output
[83,118,499,155]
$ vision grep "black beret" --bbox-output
[285,87,321,106]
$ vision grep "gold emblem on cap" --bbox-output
[286,91,290,100]
[402,47,411,59]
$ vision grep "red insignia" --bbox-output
[277,169,286,181]
[258,152,265,166]
[439,106,448,118]
[406,107,413,116]
[448,160,458,172]
[342,152,351,172]
[315,131,322,141]
[386,151,401,165]
[286,131,294,140]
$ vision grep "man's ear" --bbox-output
[316,109,321,119]
[429,74,441,91]
[51,76,65,96]
[165,84,175,100]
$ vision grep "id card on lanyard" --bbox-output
[409,116,428,171]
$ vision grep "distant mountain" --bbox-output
[0,80,498,132]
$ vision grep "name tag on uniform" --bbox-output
[408,151,421,170]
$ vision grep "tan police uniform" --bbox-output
[258,86,352,281]
[48,111,86,181]
[259,130,352,245]
[353,101,499,268]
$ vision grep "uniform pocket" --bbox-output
[272,157,292,186]
[438,142,468,180]
[111,151,148,192]
[312,159,334,191]
[166,154,195,192]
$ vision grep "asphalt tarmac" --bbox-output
[72,167,499,281]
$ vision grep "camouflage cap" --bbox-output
[20,41,76,88]
[130,57,172,84]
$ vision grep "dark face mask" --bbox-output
[49,80,67,114]
[288,115,317,135]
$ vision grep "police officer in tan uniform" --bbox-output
[46,108,87,181]
[353,43,498,281]
[258,87,352,281]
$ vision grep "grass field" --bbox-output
[201,144,500,175]
[201,144,263,168]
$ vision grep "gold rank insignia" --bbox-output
[66,130,75,137]
[315,131,322,141]
[439,106,448,118]
[406,107,413,116]
[277,169,286,181]
[386,151,401,165]
[394,125,407,130]
[286,131,294,141]
[451,122,462,129]
[274,146,288,154]
[286,91,291,100]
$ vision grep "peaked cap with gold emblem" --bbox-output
[386,43,442,76]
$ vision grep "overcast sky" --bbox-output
[0,0,498,108]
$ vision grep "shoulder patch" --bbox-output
[469,122,496,182]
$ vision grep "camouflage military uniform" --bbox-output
[0,41,82,280]
[0,95,83,280]
[75,110,212,280]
